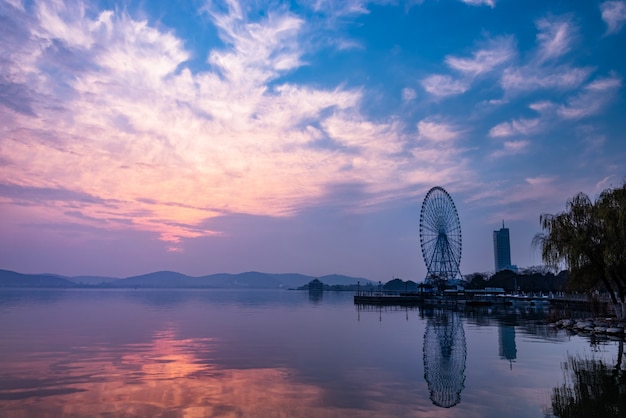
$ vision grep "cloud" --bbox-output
[0,182,109,205]
[471,176,602,229]
[459,0,495,6]
[309,0,371,16]
[535,16,576,62]
[402,87,417,102]
[1,0,473,250]
[501,65,591,92]
[205,3,305,86]
[528,101,554,113]
[489,140,530,158]
[498,15,589,95]
[417,120,461,142]
[421,74,468,97]
[557,74,622,119]
[488,118,541,138]
[525,176,554,186]
[488,123,513,138]
[600,1,626,34]
[445,36,515,77]
[595,175,616,191]
[331,38,364,51]
[422,36,513,98]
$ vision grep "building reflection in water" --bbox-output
[498,323,517,369]
[423,309,467,408]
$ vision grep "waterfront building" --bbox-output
[493,222,516,272]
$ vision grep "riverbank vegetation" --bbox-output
[534,182,626,319]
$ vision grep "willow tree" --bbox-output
[533,183,626,319]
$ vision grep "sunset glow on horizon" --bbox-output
[1,0,625,280]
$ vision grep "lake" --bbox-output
[0,289,624,417]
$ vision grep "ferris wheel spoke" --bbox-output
[422,235,438,245]
[447,236,461,246]
[421,224,440,236]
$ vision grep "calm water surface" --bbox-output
[0,289,623,417]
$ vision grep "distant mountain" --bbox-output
[114,271,197,288]
[318,274,372,286]
[113,271,372,289]
[0,269,373,289]
[0,269,77,288]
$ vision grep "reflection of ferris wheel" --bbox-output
[423,310,467,408]
[419,186,462,282]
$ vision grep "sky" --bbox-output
[1,0,625,281]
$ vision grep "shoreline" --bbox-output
[549,317,626,337]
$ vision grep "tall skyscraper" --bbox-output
[493,222,512,272]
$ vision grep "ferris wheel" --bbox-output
[419,186,462,282]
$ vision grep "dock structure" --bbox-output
[354,293,426,305]
[353,278,617,314]
[353,288,613,312]
[354,280,427,305]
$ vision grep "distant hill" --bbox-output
[318,274,372,286]
[0,269,372,289]
[111,271,372,289]
[0,269,77,288]
[114,271,197,288]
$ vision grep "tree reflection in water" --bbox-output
[549,341,626,418]
[423,308,467,408]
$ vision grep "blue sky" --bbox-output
[1,0,625,280]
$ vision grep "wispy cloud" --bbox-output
[488,118,541,138]
[459,0,495,7]
[525,176,554,186]
[445,36,515,77]
[402,87,417,102]
[489,140,530,159]
[417,119,462,142]
[422,36,513,98]
[501,65,591,92]
[0,0,473,250]
[421,74,468,97]
[600,1,626,34]
[309,0,371,16]
[422,16,582,99]
[535,15,576,62]
[205,1,305,86]
[557,74,622,119]
[595,174,617,191]
[424,14,578,99]
[528,101,554,113]
[499,15,590,94]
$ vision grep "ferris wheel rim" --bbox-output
[419,186,462,280]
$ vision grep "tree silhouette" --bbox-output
[534,182,626,319]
